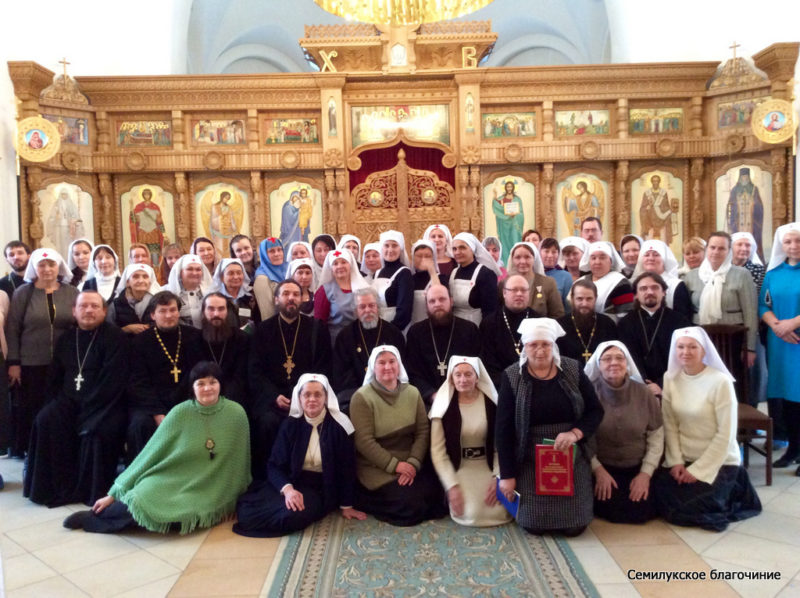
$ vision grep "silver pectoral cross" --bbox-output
[437,361,447,376]
[74,373,84,391]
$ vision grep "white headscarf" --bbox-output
[583,340,644,384]
[24,247,72,283]
[766,223,800,271]
[697,239,733,324]
[363,344,409,386]
[666,326,734,382]
[508,242,545,276]
[453,232,502,276]
[482,236,504,268]
[318,247,368,290]
[430,355,497,419]
[423,223,454,258]
[164,254,214,294]
[731,232,764,267]
[360,242,384,276]
[379,230,411,268]
[579,241,625,273]
[287,257,315,280]
[86,245,121,280]
[632,239,680,279]
[337,234,363,262]
[411,239,440,274]
[517,317,566,367]
[289,372,354,435]
[558,236,590,268]
[114,263,160,297]
[66,238,94,271]
[212,258,252,299]
[286,241,313,262]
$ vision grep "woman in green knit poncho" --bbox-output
[63,361,251,534]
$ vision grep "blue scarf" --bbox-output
[256,237,288,281]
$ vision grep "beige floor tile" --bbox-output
[784,480,800,495]
[65,550,180,598]
[111,573,180,598]
[564,525,604,548]
[7,575,89,598]
[33,532,139,574]
[595,582,642,597]
[763,492,800,519]
[192,523,280,559]
[777,577,800,597]
[146,532,210,569]
[569,545,630,584]
[3,553,58,591]
[666,524,726,554]
[735,510,800,547]
[119,528,188,549]
[591,519,682,547]
[0,502,73,533]
[169,558,269,597]
[633,580,739,598]
[7,517,88,552]
[1,533,27,558]
[607,544,711,575]
[703,556,794,598]
[702,532,800,573]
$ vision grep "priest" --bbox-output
[248,280,331,478]
[556,279,618,363]
[24,290,129,506]
[126,290,204,461]
[405,284,480,406]
[0,240,30,299]
[333,286,405,412]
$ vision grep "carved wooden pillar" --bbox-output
[468,167,481,235]
[26,167,43,247]
[97,174,115,244]
[458,166,470,233]
[247,109,259,151]
[172,111,184,151]
[542,101,554,142]
[174,172,191,250]
[250,171,264,239]
[689,97,703,137]
[542,163,554,238]
[616,99,628,139]
[615,161,630,240]
[96,112,110,153]
[324,169,337,234]
[689,159,705,237]
[772,148,788,229]
[335,169,347,235]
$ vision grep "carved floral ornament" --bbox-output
[313,0,493,27]
[579,141,599,160]
[324,149,344,168]
[461,146,480,164]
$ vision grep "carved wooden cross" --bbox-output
[729,41,740,60]
[59,57,70,78]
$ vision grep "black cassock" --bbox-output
[24,322,129,506]
[479,307,538,389]
[556,313,619,364]
[405,316,480,404]
[199,328,251,410]
[332,318,405,412]
[248,314,331,478]
[126,325,204,460]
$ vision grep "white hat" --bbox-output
[289,372,354,435]
[731,232,763,267]
[114,263,160,296]
[666,326,734,381]
[453,232,502,276]
[363,344,409,386]
[579,241,625,273]
[379,230,411,268]
[212,258,252,299]
[583,340,644,384]
[410,239,440,274]
[360,242,384,276]
[24,247,72,283]
[337,234,363,262]
[286,241,313,261]
[558,236,590,268]
[318,247,369,290]
[66,238,94,271]
[517,317,566,367]
[632,239,680,279]
[423,223,454,258]
[287,257,314,279]
[766,223,800,271]
[430,355,497,419]
[508,242,545,276]
[165,254,213,294]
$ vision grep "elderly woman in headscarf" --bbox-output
[163,254,213,328]
[233,373,366,537]
[107,263,159,334]
[507,242,564,318]
[409,239,445,326]
[314,247,369,342]
[559,236,589,281]
[496,318,603,536]
[423,223,457,278]
[82,245,121,301]
[372,230,414,330]
[653,327,761,531]
[337,234,362,268]
[630,239,692,319]
[213,258,260,327]
[287,258,316,315]
[359,242,383,282]
[760,223,800,470]
[449,232,501,326]
[253,237,288,322]
[67,238,93,289]
[482,236,508,281]
[430,355,510,527]
[583,341,663,524]
[578,241,634,322]
[6,248,78,456]
[349,345,447,526]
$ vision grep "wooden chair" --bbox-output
[702,324,772,485]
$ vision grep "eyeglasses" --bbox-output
[504,287,529,294]
[599,355,627,363]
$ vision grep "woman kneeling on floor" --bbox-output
[233,373,366,537]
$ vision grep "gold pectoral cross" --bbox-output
[581,350,592,362]
[170,365,181,384]
[283,357,295,379]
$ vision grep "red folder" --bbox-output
[535,444,574,496]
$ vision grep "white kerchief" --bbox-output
[286,241,313,261]
[164,254,213,294]
[337,234,363,262]
[731,232,764,267]
[766,223,800,271]
[584,340,644,384]
[482,236,504,268]
[517,317,566,367]
[363,344,409,386]
[423,223,454,258]
[318,247,369,290]
[211,258,252,299]
[453,232,502,276]
[697,248,732,324]
[115,263,161,297]
[380,230,411,267]
[86,244,121,280]
[287,258,314,280]
[66,238,94,271]
[430,355,497,419]
[411,239,440,274]
[508,242,545,276]
[289,372,354,435]
[557,236,590,268]
[360,242,384,276]
[666,326,734,381]
[579,241,625,273]
[24,247,72,283]
[632,239,680,279]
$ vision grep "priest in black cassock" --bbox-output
[333,286,405,412]
[248,280,331,478]
[480,275,540,388]
[0,240,30,300]
[126,291,204,461]
[556,278,618,364]
[24,291,128,506]
[617,272,690,397]
[405,284,480,406]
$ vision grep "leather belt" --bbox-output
[462,447,486,459]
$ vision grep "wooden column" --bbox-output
[468,166,481,235]
[335,169,347,235]
[690,158,705,237]
[542,163,554,238]
[26,167,43,246]
[772,148,788,230]
[174,173,191,250]
[97,173,114,244]
[250,171,264,238]
[615,161,630,240]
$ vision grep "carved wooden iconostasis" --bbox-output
[8,26,798,266]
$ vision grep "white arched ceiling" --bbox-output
[187,0,611,74]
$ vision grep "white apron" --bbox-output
[373,267,408,323]
[449,264,483,326]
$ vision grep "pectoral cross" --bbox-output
[581,350,592,362]
[283,356,295,379]
[437,361,447,376]
[74,373,84,391]
[170,364,181,383]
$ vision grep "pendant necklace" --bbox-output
[502,307,530,355]
[73,327,99,391]
[203,415,215,460]
[358,319,383,372]
[206,339,227,366]
[279,316,302,380]
[430,317,456,377]
[571,312,596,363]
[638,307,665,356]
[155,327,182,383]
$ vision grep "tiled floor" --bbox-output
[2,454,800,597]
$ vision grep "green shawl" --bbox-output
[109,397,251,534]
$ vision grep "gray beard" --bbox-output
[360,318,379,330]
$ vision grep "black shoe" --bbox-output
[795,464,800,477]
[63,510,93,530]
[773,453,800,468]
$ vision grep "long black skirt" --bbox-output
[10,365,49,456]
[593,464,657,524]
[653,464,762,532]
[233,471,329,538]
[354,465,447,527]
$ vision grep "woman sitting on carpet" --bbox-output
[430,355,510,527]
[63,361,251,534]
[653,327,761,531]
[350,345,448,526]
[583,341,663,524]
[233,373,366,537]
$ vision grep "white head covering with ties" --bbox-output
[363,344,409,386]
[508,241,546,276]
[558,236,590,268]
[453,232,502,276]
[337,234,363,262]
[430,355,498,419]
[24,247,72,283]
[287,257,315,280]
[66,238,94,271]
[583,340,644,384]
[666,326,734,381]
[731,232,764,267]
[289,372,354,434]
[411,239,440,274]
[165,254,214,294]
[579,241,626,273]
[632,239,680,279]
[766,223,800,271]
[379,230,411,268]
[517,317,566,368]
[212,258,252,299]
[318,247,369,290]
[360,242,384,276]
[114,263,161,296]
[86,244,121,280]
[423,223,454,258]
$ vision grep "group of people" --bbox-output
[3,214,798,538]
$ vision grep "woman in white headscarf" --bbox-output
[559,236,589,281]
[507,242,564,318]
[337,234,362,266]
[359,242,383,281]
[496,318,603,536]
[107,263,159,334]
[430,355,510,527]
[584,341,663,524]
[372,230,414,330]
[409,239,444,326]
[163,254,214,328]
[314,248,368,342]
[233,373,366,537]
[82,245,121,301]
[631,239,692,319]
[450,232,501,326]
[67,238,93,289]
[286,258,316,315]
[423,223,457,278]
[653,327,761,531]
[759,223,800,470]
[482,236,508,281]
[213,258,260,327]
[349,345,447,526]
[578,241,634,322]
